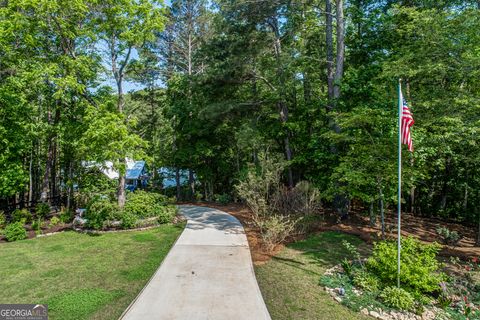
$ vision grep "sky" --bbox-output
[103,0,171,93]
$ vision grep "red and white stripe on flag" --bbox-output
[400,91,414,152]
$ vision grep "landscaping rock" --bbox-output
[369,310,381,318]
[361,308,369,316]
[421,310,435,320]
[322,264,444,320]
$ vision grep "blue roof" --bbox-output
[126,161,146,180]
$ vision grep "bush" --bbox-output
[49,216,60,227]
[436,227,462,246]
[379,286,415,311]
[214,193,231,205]
[352,271,380,292]
[235,153,285,217]
[31,218,43,231]
[36,203,51,218]
[4,221,27,242]
[256,215,296,251]
[270,181,322,217]
[366,237,445,295]
[12,209,32,223]
[194,191,203,201]
[157,205,177,224]
[0,211,6,228]
[124,191,170,219]
[84,198,121,230]
[120,212,137,229]
[59,210,74,223]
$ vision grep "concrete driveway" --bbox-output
[120,205,271,320]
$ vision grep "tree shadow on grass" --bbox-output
[271,231,367,274]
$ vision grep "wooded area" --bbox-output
[1,0,479,240]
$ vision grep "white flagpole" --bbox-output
[397,79,403,288]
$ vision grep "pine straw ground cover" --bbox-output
[0,224,184,320]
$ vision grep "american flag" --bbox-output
[400,91,414,152]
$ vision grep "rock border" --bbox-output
[29,215,186,238]
[322,265,439,320]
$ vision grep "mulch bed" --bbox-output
[0,222,72,243]
[180,202,480,264]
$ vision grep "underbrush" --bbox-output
[235,153,323,251]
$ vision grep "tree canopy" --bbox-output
[1,0,479,239]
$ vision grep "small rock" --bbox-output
[334,296,343,303]
[370,310,381,318]
[360,308,369,316]
[421,310,434,320]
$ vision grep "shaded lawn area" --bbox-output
[255,231,371,320]
[0,224,184,320]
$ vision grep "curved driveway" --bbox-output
[121,205,271,320]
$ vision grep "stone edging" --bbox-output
[323,265,438,320]
[35,215,186,237]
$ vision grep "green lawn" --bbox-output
[255,231,371,320]
[0,224,184,320]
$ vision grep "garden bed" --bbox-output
[320,238,480,320]
[185,202,480,263]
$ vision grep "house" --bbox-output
[125,161,149,191]
[81,159,149,191]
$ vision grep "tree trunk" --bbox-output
[333,0,345,100]
[66,161,73,210]
[28,148,34,206]
[463,180,468,215]
[188,169,195,200]
[50,138,57,205]
[175,167,181,201]
[118,157,126,208]
[369,201,375,227]
[270,16,294,188]
[325,0,334,109]
[476,205,480,246]
[379,186,385,239]
[41,137,55,204]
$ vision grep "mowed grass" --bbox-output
[255,231,371,320]
[0,224,184,320]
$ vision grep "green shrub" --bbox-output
[366,237,445,295]
[49,216,60,227]
[214,193,231,205]
[379,286,415,311]
[341,258,354,278]
[120,212,137,229]
[156,205,177,224]
[353,271,380,292]
[437,293,452,309]
[36,203,51,218]
[194,191,203,201]
[59,210,74,223]
[0,211,6,228]
[343,240,363,267]
[436,227,462,246]
[4,221,27,242]
[256,215,296,251]
[124,191,170,219]
[84,198,121,230]
[31,218,43,231]
[12,209,32,223]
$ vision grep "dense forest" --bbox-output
[1,0,479,238]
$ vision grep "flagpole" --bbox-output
[397,79,402,288]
